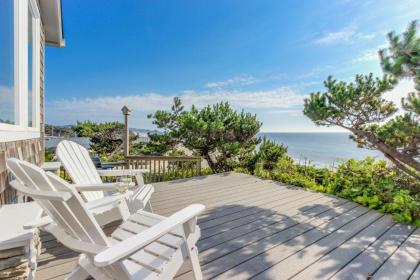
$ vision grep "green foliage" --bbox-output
[73,120,102,137]
[44,149,55,161]
[73,121,138,157]
[130,141,160,156]
[256,138,289,170]
[303,21,420,179]
[147,98,262,173]
[238,138,289,173]
[332,158,391,194]
[304,74,397,128]
[272,157,321,190]
[379,20,420,91]
[402,92,420,115]
[146,97,185,155]
[101,151,125,163]
[362,113,419,158]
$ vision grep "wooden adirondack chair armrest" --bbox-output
[24,216,52,229]
[24,195,128,230]
[94,204,205,267]
[85,194,129,210]
[96,169,149,177]
[74,182,135,192]
[10,180,72,201]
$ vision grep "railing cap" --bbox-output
[125,155,202,161]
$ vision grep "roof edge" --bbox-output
[39,0,65,48]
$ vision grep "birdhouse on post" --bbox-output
[121,106,132,157]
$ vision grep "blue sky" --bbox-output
[46,0,419,131]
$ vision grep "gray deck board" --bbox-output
[373,228,420,280]
[330,223,415,280]
[208,207,377,280]
[410,263,420,280]
[286,215,394,280]
[35,172,420,280]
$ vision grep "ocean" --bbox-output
[259,132,385,168]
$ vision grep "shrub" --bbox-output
[44,149,55,161]
[256,138,289,170]
[238,138,289,174]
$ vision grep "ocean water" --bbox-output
[259,132,385,167]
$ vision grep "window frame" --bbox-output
[28,0,40,128]
[0,0,41,141]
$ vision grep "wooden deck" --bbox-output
[36,172,419,279]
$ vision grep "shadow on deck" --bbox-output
[36,172,420,280]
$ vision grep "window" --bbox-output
[0,0,15,125]
[0,0,41,141]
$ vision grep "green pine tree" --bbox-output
[304,21,420,179]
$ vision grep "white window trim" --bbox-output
[28,0,41,130]
[0,0,41,142]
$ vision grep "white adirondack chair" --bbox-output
[7,158,205,280]
[7,158,131,227]
[56,140,154,221]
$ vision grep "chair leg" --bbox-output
[188,246,203,280]
[65,264,89,280]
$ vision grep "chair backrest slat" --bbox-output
[57,140,104,201]
[46,172,110,245]
[7,159,78,237]
[68,141,100,184]
[7,158,109,246]
[58,141,86,183]
[6,159,37,190]
[7,158,129,278]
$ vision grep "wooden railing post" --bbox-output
[196,158,201,176]
[121,106,131,158]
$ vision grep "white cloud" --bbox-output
[383,79,415,112]
[186,88,304,109]
[205,75,259,89]
[315,27,377,45]
[295,65,335,80]
[46,87,306,127]
[352,44,387,63]
[357,33,376,40]
[315,30,356,45]
[352,49,379,63]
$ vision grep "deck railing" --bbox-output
[123,155,202,183]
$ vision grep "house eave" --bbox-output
[38,0,65,48]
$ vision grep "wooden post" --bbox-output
[196,158,201,176]
[121,106,132,158]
